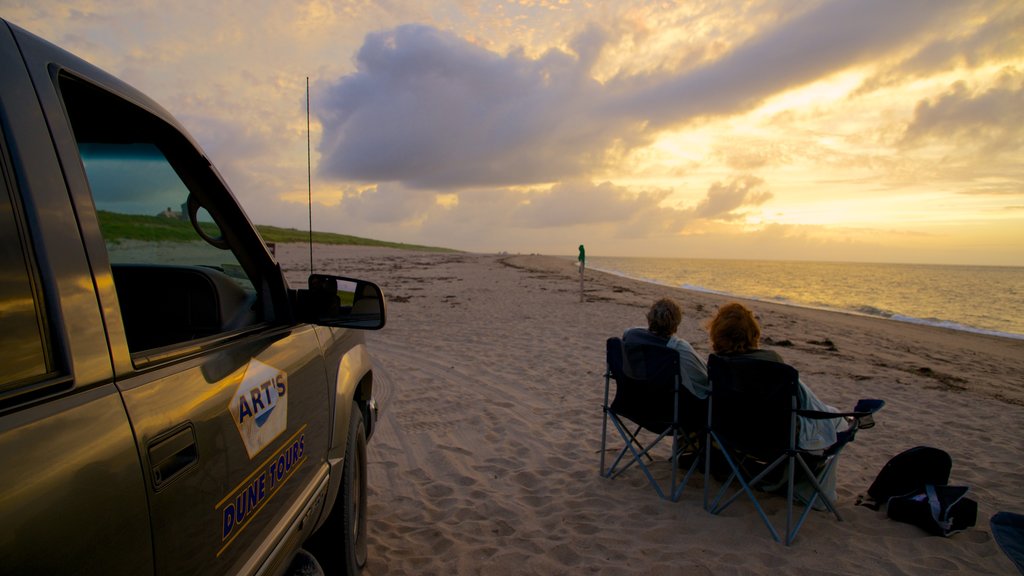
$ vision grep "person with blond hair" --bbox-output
[623,297,708,399]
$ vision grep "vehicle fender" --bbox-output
[329,342,372,461]
[313,341,372,531]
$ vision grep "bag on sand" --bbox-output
[866,445,952,505]
[887,484,978,537]
[859,445,977,537]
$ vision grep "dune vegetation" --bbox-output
[97,210,455,252]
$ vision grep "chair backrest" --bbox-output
[707,353,800,457]
[606,337,681,432]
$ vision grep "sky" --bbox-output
[5,1,1024,265]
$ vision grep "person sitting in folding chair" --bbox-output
[707,303,843,456]
[624,298,709,401]
[705,302,884,544]
[600,298,709,501]
[708,302,844,500]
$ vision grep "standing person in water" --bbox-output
[577,244,585,302]
[623,298,709,400]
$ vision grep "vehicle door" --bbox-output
[23,43,334,574]
[0,24,154,575]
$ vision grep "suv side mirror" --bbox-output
[301,274,387,330]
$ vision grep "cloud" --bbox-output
[693,176,772,220]
[902,70,1024,153]
[308,176,773,251]
[608,0,966,127]
[332,183,439,224]
[323,179,686,231]
[856,3,1024,94]
[510,180,674,228]
[315,24,642,189]
[315,0,966,191]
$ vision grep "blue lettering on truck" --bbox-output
[230,360,289,458]
[236,374,286,426]
[217,428,306,555]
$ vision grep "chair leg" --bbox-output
[672,433,704,502]
[628,424,656,463]
[707,432,783,542]
[785,453,796,546]
[703,431,711,511]
[603,416,661,478]
[798,455,842,518]
[602,414,635,478]
[712,451,787,516]
[785,454,842,545]
[603,412,676,498]
[603,414,699,501]
[600,373,612,475]
[600,407,609,475]
[669,428,679,502]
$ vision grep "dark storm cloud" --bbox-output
[315,24,643,189]
[315,0,965,190]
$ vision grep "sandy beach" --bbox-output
[278,244,1024,574]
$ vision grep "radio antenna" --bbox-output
[306,76,313,274]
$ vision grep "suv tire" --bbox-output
[310,403,368,574]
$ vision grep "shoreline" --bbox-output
[505,252,1024,406]
[590,263,1024,342]
[578,257,1024,342]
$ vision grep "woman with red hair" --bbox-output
[707,302,844,452]
[708,302,848,506]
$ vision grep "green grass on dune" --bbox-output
[97,210,456,252]
[256,224,456,252]
[98,210,217,242]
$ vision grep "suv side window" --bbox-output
[59,74,266,356]
[0,139,52,389]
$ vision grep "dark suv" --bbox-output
[0,18,384,575]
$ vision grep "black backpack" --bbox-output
[861,446,977,537]
[887,485,978,537]
[867,446,952,503]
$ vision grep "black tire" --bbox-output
[310,403,368,575]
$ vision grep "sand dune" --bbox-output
[277,244,1024,574]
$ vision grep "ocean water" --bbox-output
[585,257,1024,340]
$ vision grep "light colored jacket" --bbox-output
[622,328,709,400]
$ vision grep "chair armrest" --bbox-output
[853,398,885,414]
[795,410,841,420]
[796,398,885,419]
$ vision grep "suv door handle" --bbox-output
[148,424,198,489]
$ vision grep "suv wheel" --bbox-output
[310,403,368,574]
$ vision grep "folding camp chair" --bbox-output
[705,353,884,544]
[992,511,1024,574]
[600,337,705,501]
